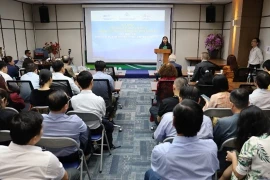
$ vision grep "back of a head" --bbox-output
[212,75,229,92]
[173,99,203,137]
[174,77,188,91]
[95,60,106,71]
[255,71,270,89]
[263,60,270,71]
[201,52,210,60]
[159,63,178,77]
[169,54,176,62]
[3,56,12,64]
[0,61,7,71]
[22,58,33,69]
[52,60,64,72]
[0,88,8,109]
[77,71,93,89]
[230,88,249,109]
[48,90,69,111]
[179,86,200,103]
[10,111,43,145]
[236,105,270,151]
[62,55,70,64]
[39,69,52,87]
[25,63,37,73]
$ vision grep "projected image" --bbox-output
[85,9,171,63]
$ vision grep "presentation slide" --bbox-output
[85,9,171,63]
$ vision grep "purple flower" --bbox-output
[205,33,223,51]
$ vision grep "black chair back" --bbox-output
[105,66,117,81]
[50,80,73,97]
[92,79,112,107]
[196,84,218,98]
[239,84,256,94]
[233,68,250,82]
[6,80,34,101]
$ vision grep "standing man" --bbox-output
[248,38,263,69]
[17,50,32,68]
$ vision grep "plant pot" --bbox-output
[208,49,219,59]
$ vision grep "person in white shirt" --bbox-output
[0,61,13,81]
[248,38,263,69]
[52,60,80,95]
[154,86,213,142]
[249,71,270,109]
[20,63,39,89]
[71,71,115,148]
[17,50,32,68]
[0,111,80,180]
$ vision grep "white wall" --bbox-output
[0,0,35,60]
[259,0,270,61]
[222,3,232,60]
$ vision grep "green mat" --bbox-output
[86,63,156,70]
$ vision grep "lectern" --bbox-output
[154,49,171,70]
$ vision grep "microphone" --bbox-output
[68,49,71,55]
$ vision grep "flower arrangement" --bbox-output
[43,42,61,55]
[205,34,223,52]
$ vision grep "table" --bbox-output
[76,70,126,78]
[114,81,122,92]
[151,81,254,92]
[148,70,222,78]
[185,57,227,67]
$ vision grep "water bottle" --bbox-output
[247,73,251,83]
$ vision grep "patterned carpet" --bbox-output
[86,78,157,180]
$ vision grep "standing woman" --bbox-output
[159,36,172,53]
[3,56,19,79]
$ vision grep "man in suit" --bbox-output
[62,55,76,78]
[169,54,182,77]
[191,52,216,82]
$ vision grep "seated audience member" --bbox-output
[20,63,39,89]
[168,54,182,76]
[42,90,92,162]
[0,111,80,180]
[191,52,216,82]
[17,50,32,68]
[203,75,231,110]
[249,71,270,109]
[154,86,213,142]
[0,88,18,130]
[71,71,115,148]
[214,88,249,172]
[22,58,34,69]
[146,99,219,180]
[221,105,270,180]
[0,61,13,81]
[150,77,187,125]
[93,60,115,91]
[62,55,76,78]
[222,55,238,82]
[157,63,178,82]
[3,56,19,79]
[30,69,54,107]
[52,60,80,95]
[262,59,270,90]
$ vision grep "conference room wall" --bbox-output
[222,3,232,60]
[259,0,270,61]
[0,0,35,60]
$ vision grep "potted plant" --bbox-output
[205,34,223,59]
[43,42,61,60]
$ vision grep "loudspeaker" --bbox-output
[39,6,50,23]
[206,5,216,23]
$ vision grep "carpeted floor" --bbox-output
[86,78,157,180]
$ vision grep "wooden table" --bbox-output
[148,70,222,78]
[114,81,122,92]
[185,57,227,67]
[151,81,254,92]
[76,70,126,78]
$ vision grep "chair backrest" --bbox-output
[31,106,50,114]
[196,84,217,98]
[105,66,117,81]
[156,80,174,102]
[163,136,174,143]
[219,137,236,152]
[4,107,19,114]
[204,108,233,118]
[0,130,11,142]
[233,68,250,82]
[92,79,112,107]
[6,80,34,101]
[19,68,26,77]
[36,136,80,150]
[66,111,101,129]
[50,80,73,97]
[262,109,270,118]
[239,84,256,94]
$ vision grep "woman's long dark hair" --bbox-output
[236,105,270,152]
[160,36,169,46]
[227,54,238,72]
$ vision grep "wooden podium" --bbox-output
[154,49,171,64]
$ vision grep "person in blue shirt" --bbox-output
[3,56,19,79]
[145,99,219,180]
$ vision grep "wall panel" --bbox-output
[3,29,17,58]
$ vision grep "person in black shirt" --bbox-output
[30,69,54,107]
[159,36,172,53]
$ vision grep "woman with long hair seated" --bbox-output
[220,105,270,180]
[30,69,54,107]
[203,75,231,111]
[223,55,238,82]
[3,56,19,79]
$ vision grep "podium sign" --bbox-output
[154,49,171,70]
